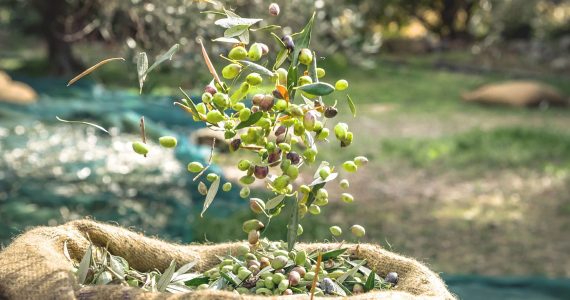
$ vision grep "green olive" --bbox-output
[341,193,354,203]
[222,63,242,79]
[316,67,326,78]
[222,182,232,192]
[329,225,342,236]
[276,68,288,85]
[132,142,149,156]
[342,161,358,173]
[351,224,366,238]
[239,186,251,198]
[248,43,263,61]
[335,79,349,91]
[187,161,204,173]
[228,46,248,60]
[158,136,177,148]
[246,72,263,86]
[298,75,312,86]
[298,48,313,65]
[339,179,350,189]
[206,110,225,124]
[206,173,219,182]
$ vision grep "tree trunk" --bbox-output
[31,0,84,75]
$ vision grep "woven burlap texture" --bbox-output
[0,220,455,300]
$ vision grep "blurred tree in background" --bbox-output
[0,0,568,76]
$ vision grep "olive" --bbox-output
[259,95,275,111]
[303,111,317,131]
[286,152,301,165]
[206,173,219,182]
[329,226,342,236]
[339,179,350,189]
[204,84,217,95]
[271,256,288,270]
[230,139,241,152]
[239,186,251,198]
[318,166,331,180]
[246,72,263,86]
[249,198,266,214]
[187,162,204,173]
[222,182,232,192]
[316,67,326,78]
[335,79,349,91]
[350,224,366,238]
[385,272,399,286]
[269,3,280,16]
[222,63,242,79]
[324,106,338,118]
[248,43,263,61]
[228,46,248,60]
[282,35,295,51]
[198,181,208,195]
[254,165,269,179]
[334,123,348,140]
[213,92,229,109]
[288,271,301,286]
[239,107,252,122]
[298,75,312,86]
[206,110,224,124]
[353,283,364,293]
[298,48,313,65]
[354,156,369,166]
[132,142,149,156]
[341,193,354,203]
[322,278,334,294]
[342,161,358,173]
[316,128,330,140]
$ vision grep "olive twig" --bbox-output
[192,138,216,182]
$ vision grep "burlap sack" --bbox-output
[461,80,567,107]
[0,220,455,300]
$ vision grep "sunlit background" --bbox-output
[0,0,569,299]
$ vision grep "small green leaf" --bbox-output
[136,52,148,94]
[215,17,262,28]
[271,32,287,49]
[224,25,249,38]
[178,87,201,118]
[265,194,287,210]
[250,25,281,32]
[220,270,241,286]
[274,48,288,70]
[305,182,325,207]
[313,248,347,260]
[364,269,376,292]
[237,60,274,77]
[212,37,241,44]
[201,176,221,217]
[309,51,319,82]
[347,94,356,117]
[291,12,316,66]
[296,82,335,96]
[184,276,210,287]
[329,280,349,296]
[287,64,298,97]
[287,196,300,251]
[56,116,110,134]
[146,44,180,75]
[337,260,366,284]
[235,111,263,130]
[238,30,250,44]
[77,245,92,284]
[157,260,177,292]
[309,172,338,186]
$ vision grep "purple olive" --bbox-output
[204,84,217,95]
[267,150,282,167]
[254,165,269,179]
[385,272,399,286]
[230,139,241,152]
[286,152,301,165]
[275,125,286,136]
[324,106,338,118]
[282,35,294,51]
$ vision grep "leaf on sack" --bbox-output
[287,196,300,251]
[174,261,197,277]
[77,244,92,284]
[146,44,180,74]
[56,116,110,135]
[329,279,349,296]
[336,259,366,284]
[165,283,193,293]
[63,240,72,262]
[67,57,125,86]
[364,269,376,292]
[201,176,221,217]
[156,260,177,292]
[220,270,241,286]
[313,248,347,260]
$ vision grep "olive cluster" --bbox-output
[197,239,397,296]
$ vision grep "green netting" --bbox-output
[445,275,570,300]
[0,75,242,245]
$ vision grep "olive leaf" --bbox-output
[309,50,319,82]
[309,172,338,186]
[136,52,148,94]
[265,194,286,210]
[56,116,110,135]
[63,241,72,262]
[238,29,250,44]
[212,37,241,43]
[329,279,349,296]
[201,176,221,217]
[287,64,298,98]
[145,44,180,75]
[183,276,210,287]
[287,196,300,251]
[364,269,376,292]
[274,48,288,70]
[336,259,366,284]
[224,25,249,38]
[237,60,275,77]
[312,248,347,260]
[215,17,262,28]
[291,12,316,66]
[173,261,197,278]
[156,260,177,292]
[165,283,192,293]
[296,82,335,96]
[346,259,373,276]
[178,87,202,119]
[305,182,325,207]
[271,32,287,49]
[220,270,242,286]
[67,57,125,86]
[235,111,263,130]
[250,25,281,32]
[198,39,222,86]
[347,94,356,117]
[77,244,92,284]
